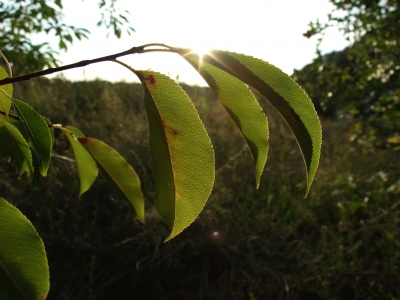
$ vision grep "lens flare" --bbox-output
[190,46,210,60]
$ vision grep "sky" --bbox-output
[34,0,349,86]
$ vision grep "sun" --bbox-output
[190,45,211,60]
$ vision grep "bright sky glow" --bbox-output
[34,0,349,85]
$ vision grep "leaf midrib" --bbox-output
[145,84,178,202]
[12,101,44,171]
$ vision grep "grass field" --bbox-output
[1,77,399,299]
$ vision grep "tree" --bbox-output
[295,0,400,146]
[0,43,322,298]
[0,0,134,74]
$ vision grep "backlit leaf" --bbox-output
[11,99,52,176]
[176,49,321,196]
[0,198,49,300]
[78,137,144,222]
[0,120,33,178]
[135,70,215,241]
[57,126,99,196]
[41,116,55,148]
[0,66,12,115]
[184,55,269,188]
[31,152,42,189]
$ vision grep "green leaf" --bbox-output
[176,49,321,197]
[31,152,42,189]
[78,137,144,222]
[0,65,12,115]
[57,126,99,196]
[0,198,49,300]
[135,70,215,241]
[0,120,33,178]
[41,116,55,148]
[184,55,269,188]
[8,119,42,188]
[11,99,52,176]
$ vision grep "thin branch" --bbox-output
[0,45,147,86]
[216,145,248,174]
[140,43,172,49]
[51,153,76,163]
[0,43,191,86]
[140,48,175,54]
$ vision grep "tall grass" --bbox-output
[0,77,398,299]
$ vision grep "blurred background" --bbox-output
[1,0,399,298]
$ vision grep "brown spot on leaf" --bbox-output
[290,108,301,122]
[38,295,46,300]
[146,75,156,85]
[172,129,179,135]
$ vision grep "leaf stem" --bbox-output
[0,110,21,121]
[112,59,137,73]
[0,50,12,78]
[51,124,87,145]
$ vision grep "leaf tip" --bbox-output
[136,210,145,224]
[163,232,177,243]
[162,222,189,243]
[78,189,87,198]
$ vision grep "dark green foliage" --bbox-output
[297,0,400,147]
[0,0,134,75]
[2,79,399,299]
